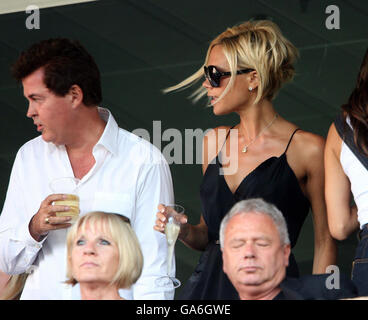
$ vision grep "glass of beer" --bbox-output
[49,177,80,223]
[155,204,184,289]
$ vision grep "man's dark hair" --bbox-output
[12,38,102,106]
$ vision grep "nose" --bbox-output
[202,77,211,89]
[243,243,256,259]
[26,102,37,119]
[83,242,96,256]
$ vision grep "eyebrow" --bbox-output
[230,236,272,243]
[28,93,43,98]
[27,94,44,100]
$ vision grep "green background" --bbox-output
[0,0,366,298]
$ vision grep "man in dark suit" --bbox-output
[219,198,357,300]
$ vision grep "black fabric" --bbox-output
[334,113,368,171]
[179,129,310,300]
[277,274,358,300]
[352,225,368,296]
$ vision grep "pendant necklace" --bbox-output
[241,114,278,153]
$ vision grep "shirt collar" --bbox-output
[94,107,119,156]
[45,107,119,156]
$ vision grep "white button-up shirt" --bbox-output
[0,108,175,300]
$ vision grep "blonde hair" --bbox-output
[0,274,28,300]
[66,211,143,289]
[165,20,298,104]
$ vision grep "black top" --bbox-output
[275,275,358,300]
[179,128,310,300]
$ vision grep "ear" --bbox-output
[221,247,229,275]
[248,70,259,90]
[68,84,84,109]
[283,244,291,267]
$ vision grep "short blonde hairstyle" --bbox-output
[165,20,298,105]
[66,211,143,289]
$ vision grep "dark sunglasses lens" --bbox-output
[204,66,214,86]
[206,66,220,87]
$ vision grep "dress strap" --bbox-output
[219,125,236,152]
[284,128,300,153]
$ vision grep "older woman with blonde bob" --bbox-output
[155,20,336,299]
[66,211,143,300]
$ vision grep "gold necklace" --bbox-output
[241,114,278,153]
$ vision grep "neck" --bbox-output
[238,99,277,140]
[238,285,281,300]
[79,282,123,300]
[237,271,286,300]
[65,106,106,154]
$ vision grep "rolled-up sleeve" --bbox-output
[130,155,175,300]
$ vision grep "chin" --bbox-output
[78,276,103,284]
[212,106,231,116]
[41,131,52,142]
[238,273,264,286]
[212,100,237,116]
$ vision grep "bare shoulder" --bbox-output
[292,129,326,158]
[286,129,325,175]
[203,125,232,152]
[326,122,342,149]
[203,125,232,142]
[202,125,232,173]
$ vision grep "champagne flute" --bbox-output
[155,204,184,289]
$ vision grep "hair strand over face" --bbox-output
[164,20,299,106]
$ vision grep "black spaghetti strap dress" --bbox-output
[179,128,310,299]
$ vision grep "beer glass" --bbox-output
[49,177,80,223]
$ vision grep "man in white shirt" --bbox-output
[0,38,174,300]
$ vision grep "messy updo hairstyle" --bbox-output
[164,20,299,105]
[341,48,368,156]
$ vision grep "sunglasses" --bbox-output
[203,65,254,88]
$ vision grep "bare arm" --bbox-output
[303,132,337,274]
[154,127,229,251]
[325,123,359,240]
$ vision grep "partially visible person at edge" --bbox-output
[0,273,27,300]
[220,198,357,300]
[0,38,174,300]
[154,20,336,299]
[66,212,143,300]
[325,48,368,296]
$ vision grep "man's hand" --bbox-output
[29,194,74,241]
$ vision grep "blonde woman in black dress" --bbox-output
[155,20,336,299]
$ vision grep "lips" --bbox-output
[208,96,218,104]
[239,265,261,273]
[34,122,43,132]
[80,262,98,268]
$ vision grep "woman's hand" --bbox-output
[154,204,188,235]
